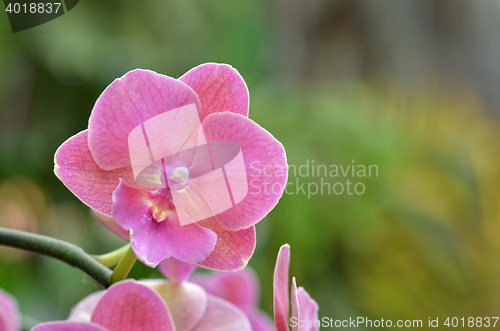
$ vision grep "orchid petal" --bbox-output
[190,295,253,331]
[247,308,276,331]
[141,280,207,331]
[191,268,259,309]
[112,180,216,267]
[68,291,105,322]
[88,69,201,170]
[91,281,174,331]
[0,313,6,331]
[190,267,275,330]
[274,244,290,331]
[202,112,288,231]
[54,130,137,216]
[0,288,20,331]
[179,63,249,121]
[32,321,109,331]
[158,258,197,284]
[195,217,255,271]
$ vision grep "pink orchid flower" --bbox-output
[0,288,20,331]
[159,257,275,331]
[274,245,319,331]
[33,279,252,331]
[54,63,288,269]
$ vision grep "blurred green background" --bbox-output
[1,0,500,329]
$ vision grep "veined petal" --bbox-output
[179,63,249,121]
[141,280,207,331]
[202,112,288,231]
[274,245,290,331]
[159,258,197,284]
[54,130,137,216]
[195,218,255,271]
[88,69,201,170]
[190,295,253,331]
[32,321,109,331]
[91,281,174,331]
[112,180,216,267]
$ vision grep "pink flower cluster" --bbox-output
[36,63,320,330]
[33,279,253,331]
[32,244,318,331]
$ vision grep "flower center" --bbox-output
[152,205,169,223]
[169,166,189,184]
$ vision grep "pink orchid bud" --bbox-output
[274,245,319,331]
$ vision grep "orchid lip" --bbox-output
[152,205,169,222]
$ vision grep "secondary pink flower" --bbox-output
[0,288,20,331]
[158,256,198,284]
[141,279,252,331]
[160,257,275,331]
[35,280,252,331]
[33,281,174,331]
[274,245,319,331]
[191,267,275,331]
[54,63,288,269]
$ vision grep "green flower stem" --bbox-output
[109,244,137,285]
[0,227,112,288]
[92,243,131,268]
